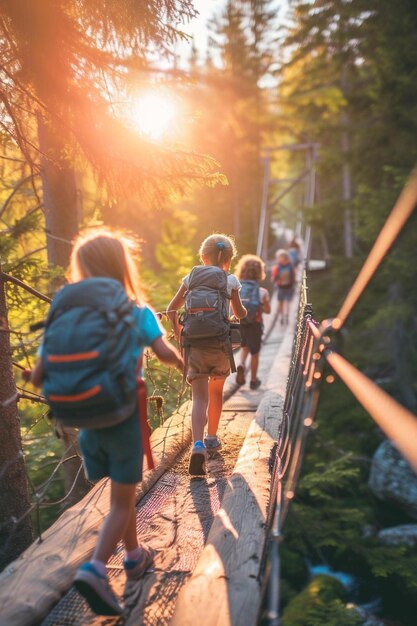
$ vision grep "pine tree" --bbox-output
[0,0,223,267]
[278,3,417,623]
[279,0,371,257]
[183,0,278,251]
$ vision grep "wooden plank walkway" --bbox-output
[0,293,297,626]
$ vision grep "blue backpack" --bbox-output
[240,280,261,324]
[42,277,138,429]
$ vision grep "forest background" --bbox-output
[0,1,416,625]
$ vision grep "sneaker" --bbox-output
[236,364,246,385]
[204,435,222,451]
[250,378,261,390]
[188,441,207,475]
[124,546,155,581]
[74,562,122,616]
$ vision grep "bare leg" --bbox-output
[207,377,226,437]
[250,352,260,382]
[123,502,139,552]
[191,377,209,442]
[240,347,249,367]
[283,300,289,322]
[93,481,137,564]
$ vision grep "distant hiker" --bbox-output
[288,238,301,269]
[167,233,247,476]
[234,254,271,390]
[27,228,183,616]
[271,249,295,326]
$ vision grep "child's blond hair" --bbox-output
[234,254,266,281]
[199,233,237,267]
[69,228,143,302]
[275,249,291,262]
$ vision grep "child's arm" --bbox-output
[151,336,184,373]
[167,284,187,342]
[261,289,271,315]
[22,358,44,388]
[230,289,247,320]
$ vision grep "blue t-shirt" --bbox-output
[131,304,164,362]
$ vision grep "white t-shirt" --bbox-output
[259,286,269,305]
[182,271,241,297]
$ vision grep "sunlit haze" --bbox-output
[130,92,176,140]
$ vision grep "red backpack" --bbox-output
[273,262,294,288]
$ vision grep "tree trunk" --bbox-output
[340,64,353,259]
[0,269,33,569]
[389,283,417,412]
[37,118,80,269]
[341,119,353,259]
[37,119,90,503]
[232,162,240,239]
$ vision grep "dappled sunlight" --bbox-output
[217,507,239,539]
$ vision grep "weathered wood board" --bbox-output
[171,391,284,626]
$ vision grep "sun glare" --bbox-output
[131,92,176,141]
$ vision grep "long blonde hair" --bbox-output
[68,228,143,302]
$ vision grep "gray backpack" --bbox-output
[181,266,237,371]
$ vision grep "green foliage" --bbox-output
[20,404,66,533]
[280,264,417,624]
[177,0,278,252]
[153,208,197,305]
[299,455,360,502]
[138,208,195,420]
[144,351,189,429]
[282,575,361,626]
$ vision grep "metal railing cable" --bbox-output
[258,171,417,625]
[259,273,319,626]
[324,343,417,474]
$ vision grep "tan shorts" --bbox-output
[186,345,230,382]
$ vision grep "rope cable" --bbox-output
[325,349,417,473]
[335,171,417,327]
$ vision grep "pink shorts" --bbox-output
[186,345,230,382]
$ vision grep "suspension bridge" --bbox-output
[0,168,417,626]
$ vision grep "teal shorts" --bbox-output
[78,410,143,484]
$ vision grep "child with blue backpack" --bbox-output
[167,234,247,476]
[271,249,295,325]
[27,229,183,616]
[234,254,271,389]
[288,238,301,270]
